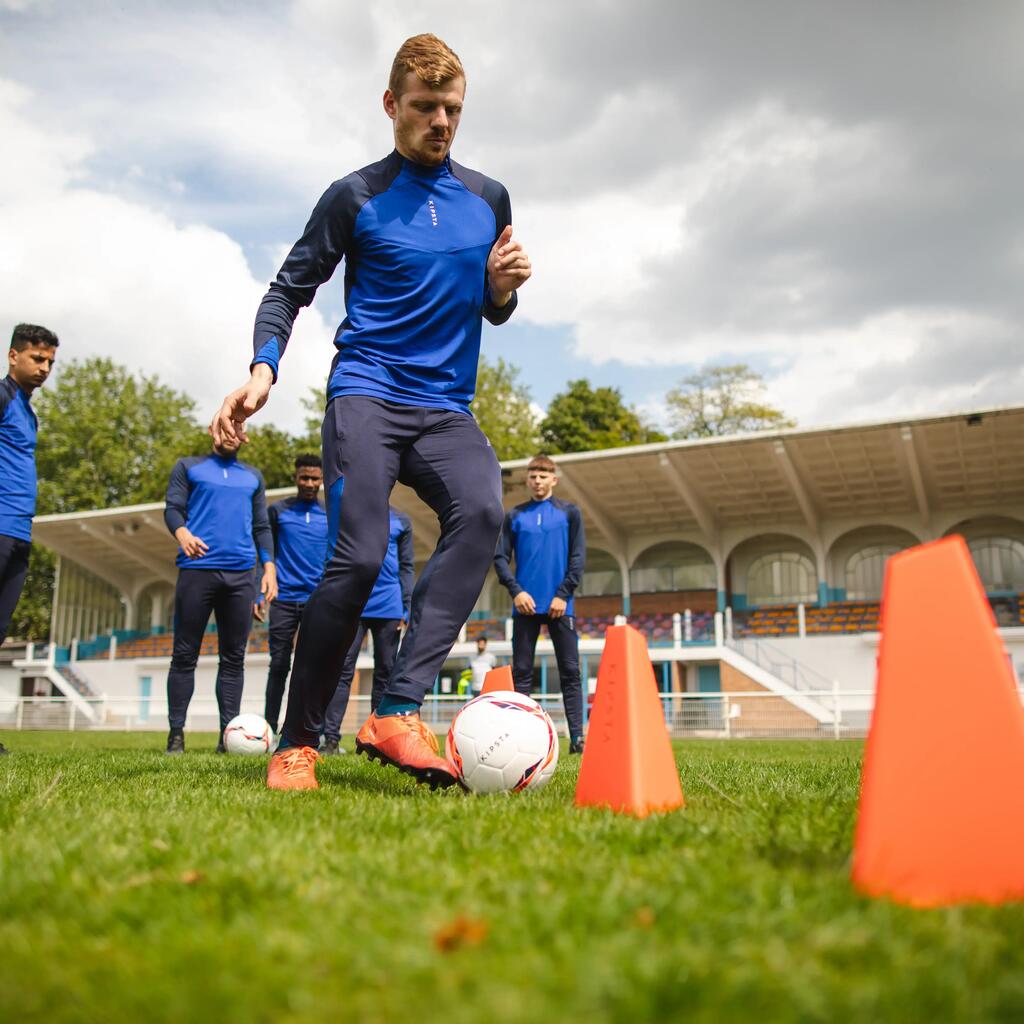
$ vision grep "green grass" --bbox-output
[1,732,1022,1024]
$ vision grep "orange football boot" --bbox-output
[266,745,321,791]
[355,712,459,790]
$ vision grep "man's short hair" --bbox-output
[389,33,464,97]
[527,454,557,474]
[11,324,59,352]
[477,635,488,643]
[295,453,322,471]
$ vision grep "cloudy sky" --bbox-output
[1,0,1021,434]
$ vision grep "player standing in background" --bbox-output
[322,505,414,754]
[262,454,327,734]
[211,33,531,790]
[0,324,59,757]
[494,454,587,753]
[163,436,276,754]
[468,635,496,698]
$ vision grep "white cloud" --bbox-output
[0,79,336,433]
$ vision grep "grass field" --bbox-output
[2,731,1023,1024]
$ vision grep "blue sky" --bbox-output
[2,0,1022,434]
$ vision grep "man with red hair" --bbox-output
[212,34,531,790]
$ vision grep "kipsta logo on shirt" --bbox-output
[428,199,438,226]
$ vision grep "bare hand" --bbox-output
[548,597,567,619]
[175,528,208,559]
[260,563,278,605]
[211,365,274,446]
[513,591,536,615]
[487,225,531,307]
[253,600,267,623]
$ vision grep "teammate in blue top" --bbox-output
[212,34,531,791]
[495,454,587,753]
[163,436,277,754]
[262,454,327,734]
[323,505,414,754]
[0,323,58,757]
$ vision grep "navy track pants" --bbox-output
[0,535,31,646]
[167,568,255,731]
[511,613,584,740]
[281,396,503,748]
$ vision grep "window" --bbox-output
[630,542,715,593]
[746,551,817,606]
[845,545,902,600]
[580,549,623,596]
[968,537,1024,592]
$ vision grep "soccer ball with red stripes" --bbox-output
[223,714,273,755]
[446,692,559,794]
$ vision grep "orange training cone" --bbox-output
[481,665,514,693]
[575,624,684,817]
[852,535,1024,906]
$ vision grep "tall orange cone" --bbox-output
[575,624,684,816]
[481,665,514,693]
[852,535,1024,906]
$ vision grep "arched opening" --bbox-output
[945,517,1024,593]
[630,541,715,594]
[579,548,623,598]
[727,534,818,609]
[828,526,920,601]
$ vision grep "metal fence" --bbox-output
[0,691,877,740]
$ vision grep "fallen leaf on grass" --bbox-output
[179,869,205,885]
[433,915,489,953]
[632,906,656,929]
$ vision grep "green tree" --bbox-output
[300,385,327,449]
[666,363,795,439]
[14,358,209,640]
[471,355,539,460]
[34,357,208,513]
[242,423,318,489]
[539,379,667,454]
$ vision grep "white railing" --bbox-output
[0,691,884,740]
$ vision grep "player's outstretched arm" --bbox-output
[210,365,274,446]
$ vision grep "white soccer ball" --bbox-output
[223,713,273,755]
[446,692,559,794]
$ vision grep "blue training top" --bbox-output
[251,150,517,413]
[362,508,415,620]
[268,495,327,603]
[0,376,38,542]
[164,454,273,571]
[494,498,586,617]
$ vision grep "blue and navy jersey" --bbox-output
[268,496,327,602]
[494,498,586,617]
[0,376,38,542]
[362,508,415,619]
[251,150,517,414]
[164,454,273,571]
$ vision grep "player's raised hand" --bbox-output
[211,364,274,446]
[487,225,531,306]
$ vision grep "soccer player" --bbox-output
[262,454,327,735]
[494,454,587,753]
[212,33,530,790]
[468,635,496,698]
[163,435,276,754]
[0,324,58,757]
[322,505,414,754]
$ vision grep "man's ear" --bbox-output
[383,89,398,121]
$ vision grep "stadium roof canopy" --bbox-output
[33,403,1024,602]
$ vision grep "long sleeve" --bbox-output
[267,501,280,554]
[481,184,518,327]
[396,515,415,614]
[555,505,586,600]
[493,510,522,597]
[251,178,359,381]
[164,459,190,535]
[251,473,274,565]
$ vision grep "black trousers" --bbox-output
[511,613,584,740]
[263,599,304,732]
[0,534,31,647]
[323,617,403,740]
[166,568,255,731]
[282,396,503,747]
